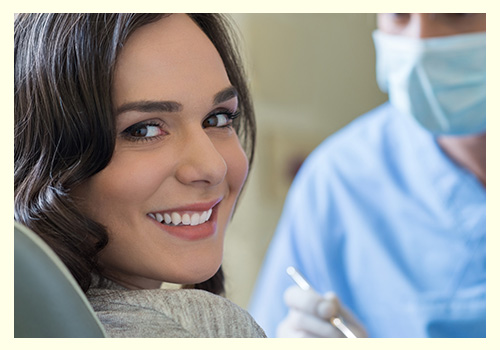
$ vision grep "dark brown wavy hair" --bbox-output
[14,13,255,295]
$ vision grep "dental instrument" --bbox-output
[286,266,357,338]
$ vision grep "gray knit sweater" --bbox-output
[86,278,266,338]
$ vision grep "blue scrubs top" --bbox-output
[249,103,486,338]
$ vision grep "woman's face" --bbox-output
[75,14,248,289]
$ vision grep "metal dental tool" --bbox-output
[286,266,357,338]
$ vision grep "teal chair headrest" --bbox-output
[14,222,106,338]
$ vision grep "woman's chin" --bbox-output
[172,264,221,286]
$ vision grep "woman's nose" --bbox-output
[175,130,227,187]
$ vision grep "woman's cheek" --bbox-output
[225,139,249,195]
[99,151,175,200]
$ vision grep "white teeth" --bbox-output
[155,213,163,223]
[149,209,213,226]
[171,212,182,225]
[164,213,172,224]
[190,213,200,226]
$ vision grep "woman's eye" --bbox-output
[202,111,239,129]
[123,122,164,140]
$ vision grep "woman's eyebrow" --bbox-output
[115,101,183,116]
[115,87,237,116]
[213,86,238,105]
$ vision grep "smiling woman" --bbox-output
[14,13,264,337]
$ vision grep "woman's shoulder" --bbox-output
[87,286,266,338]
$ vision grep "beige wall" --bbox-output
[222,14,387,308]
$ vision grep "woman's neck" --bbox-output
[437,133,486,187]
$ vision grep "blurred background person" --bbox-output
[248,13,486,338]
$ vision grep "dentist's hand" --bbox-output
[277,285,368,338]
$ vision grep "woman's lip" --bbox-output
[149,197,223,215]
[148,199,222,241]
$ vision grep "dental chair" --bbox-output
[14,222,107,337]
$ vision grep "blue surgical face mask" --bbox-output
[372,30,486,136]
